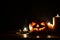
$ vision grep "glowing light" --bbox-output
[41,27,45,30]
[36,36,39,38]
[47,35,51,38]
[23,34,27,38]
[36,24,39,27]
[47,22,54,29]
[29,22,45,32]
[53,17,55,27]
[56,14,60,17]
[34,28,38,31]
[39,27,45,31]
[29,24,33,32]
[47,22,51,25]
[41,22,45,26]
[31,22,36,26]
[39,28,41,31]
[23,27,28,32]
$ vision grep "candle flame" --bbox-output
[56,14,60,17]
[23,27,28,32]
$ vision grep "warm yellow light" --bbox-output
[36,36,39,38]
[39,27,45,31]
[36,24,39,27]
[23,27,28,32]
[47,35,51,38]
[47,22,51,25]
[31,22,36,26]
[36,28,38,31]
[56,14,60,17]
[23,34,27,38]
[53,17,55,26]
[34,28,38,31]
[29,24,33,32]
[41,27,45,30]
[41,22,45,26]
[39,28,41,31]
[34,28,36,30]
[47,22,54,29]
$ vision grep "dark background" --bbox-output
[4,0,60,33]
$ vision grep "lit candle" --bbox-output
[23,27,28,32]
[56,14,60,17]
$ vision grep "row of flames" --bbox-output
[23,14,60,32]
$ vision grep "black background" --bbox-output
[4,0,60,33]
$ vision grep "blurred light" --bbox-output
[47,22,51,25]
[41,22,45,26]
[36,36,39,38]
[29,24,33,32]
[23,34,28,38]
[23,27,28,32]
[36,24,39,27]
[41,27,45,30]
[56,14,60,17]
[19,29,21,32]
[47,35,51,38]
[33,28,38,31]
[53,17,55,27]
[36,28,38,31]
[47,22,54,29]
[31,22,36,26]
[39,28,41,31]
[16,32,19,34]
[26,33,29,34]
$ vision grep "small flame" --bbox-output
[23,27,28,32]
[56,14,60,17]
[47,22,51,25]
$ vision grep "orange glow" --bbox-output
[29,24,33,32]
[31,22,36,26]
[47,22,54,29]
[36,24,39,27]
[23,34,28,38]
[34,28,38,31]
[29,22,46,32]
[33,27,45,31]
[41,22,45,26]
[39,27,45,31]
